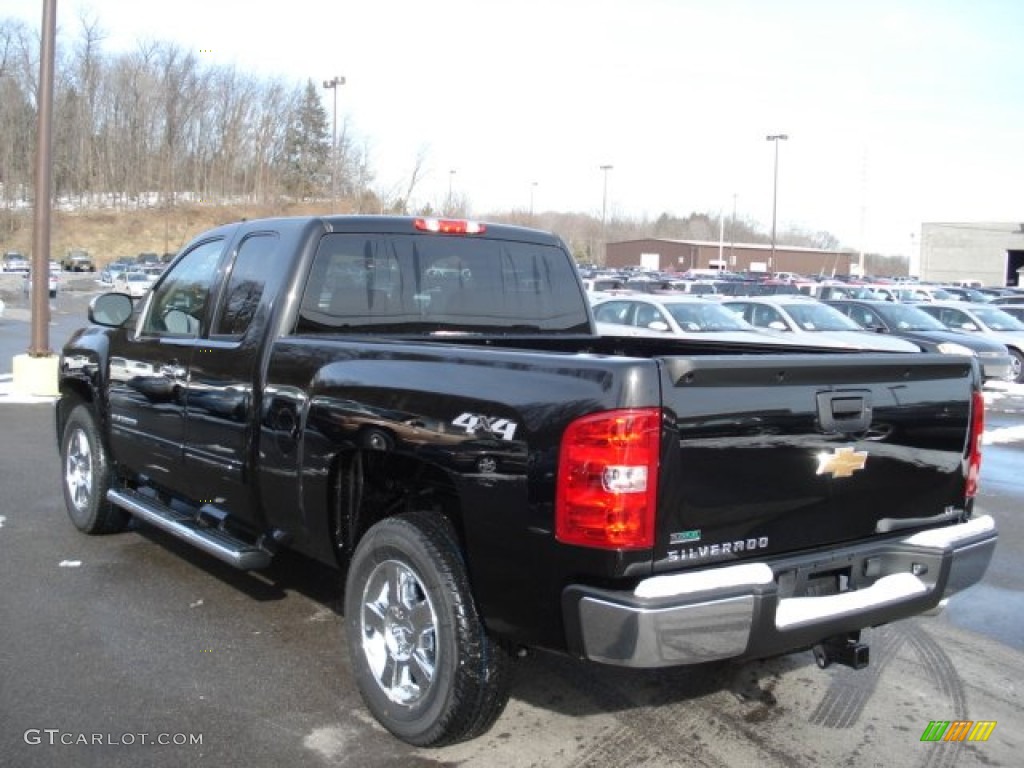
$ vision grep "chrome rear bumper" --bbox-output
[565,515,996,668]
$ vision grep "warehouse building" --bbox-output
[605,238,854,277]
[919,222,1024,287]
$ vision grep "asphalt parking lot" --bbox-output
[1,289,1023,767]
[2,401,1022,768]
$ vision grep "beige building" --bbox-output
[919,222,1024,287]
[605,238,854,277]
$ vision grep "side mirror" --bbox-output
[89,292,134,327]
[647,320,670,332]
[961,322,979,332]
[768,321,789,331]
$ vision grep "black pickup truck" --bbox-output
[57,215,996,747]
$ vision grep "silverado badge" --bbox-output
[816,446,868,478]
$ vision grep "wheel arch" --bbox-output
[327,447,466,571]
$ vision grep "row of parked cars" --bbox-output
[590,291,1024,383]
[98,260,166,297]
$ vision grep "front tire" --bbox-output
[344,511,511,747]
[60,404,129,534]
[1008,348,1023,384]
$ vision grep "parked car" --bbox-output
[2,251,30,274]
[827,299,1014,382]
[592,294,823,346]
[893,285,958,303]
[24,268,59,298]
[112,270,152,298]
[994,304,1024,323]
[61,249,95,272]
[914,301,1024,383]
[722,296,922,352]
[989,293,1024,306]
[99,261,132,285]
[940,286,992,303]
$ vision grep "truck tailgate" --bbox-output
[656,354,978,570]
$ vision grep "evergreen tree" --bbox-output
[281,79,330,200]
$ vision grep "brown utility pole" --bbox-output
[29,0,57,356]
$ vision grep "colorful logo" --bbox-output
[920,720,997,742]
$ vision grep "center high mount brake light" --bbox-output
[414,217,487,235]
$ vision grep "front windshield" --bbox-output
[664,301,753,332]
[972,306,1024,331]
[783,302,862,332]
[876,303,948,331]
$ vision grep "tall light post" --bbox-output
[600,164,613,264]
[322,75,345,210]
[766,134,788,273]
[447,169,456,214]
[529,181,538,220]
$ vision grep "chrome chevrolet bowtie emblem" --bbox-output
[816,446,868,478]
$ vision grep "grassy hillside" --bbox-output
[2,202,339,268]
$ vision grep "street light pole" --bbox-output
[529,181,538,220]
[447,169,456,214]
[600,164,613,264]
[322,75,345,210]
[766,134,788,273]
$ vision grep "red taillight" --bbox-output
[965,388,984,498]
[413,217,486,235]
[556,408,661,550]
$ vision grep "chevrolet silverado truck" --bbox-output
[56,215,996,747]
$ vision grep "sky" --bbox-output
[6,0,1024,258]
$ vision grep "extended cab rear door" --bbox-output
[181,230,287,527]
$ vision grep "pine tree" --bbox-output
[281,79,330,200]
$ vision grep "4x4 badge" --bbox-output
[816,446,868,478]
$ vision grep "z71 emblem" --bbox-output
[816,446,868,478]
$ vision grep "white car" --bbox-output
[24,269,59,298]
[722,296,923,352]
[915,301,1024,383]
[112,271,152,298]
[592,294,833,347]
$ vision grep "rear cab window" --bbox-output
[294,233,590,335]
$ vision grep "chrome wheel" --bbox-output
[360,559,438,706]
[60,404,128,534]
[345,513,512,745]
[1009,351,1023,383]
[64,426,94,512]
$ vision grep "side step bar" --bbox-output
[107,488,272,570]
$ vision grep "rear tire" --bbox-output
[344,511,511,747]
[60,404,129,534]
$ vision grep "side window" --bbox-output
[593,301,630,324]
[141,239,225,337]
[212,233,277,337]
[856,307,881,329]
[944,309,969,327]
[750,305,782,328]
[633,304,662,328]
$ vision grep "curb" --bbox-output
[0,374,57,405]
